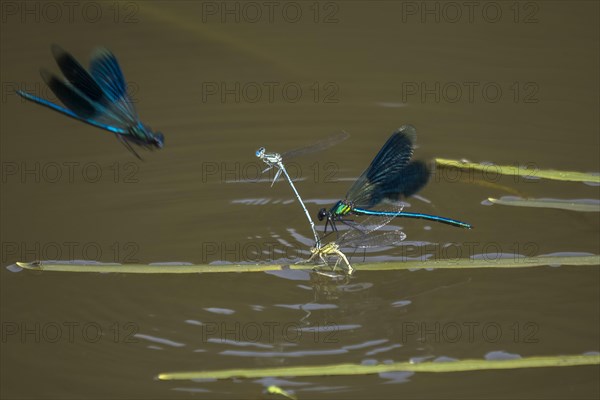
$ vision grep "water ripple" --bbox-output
[134,333,186,348]
[220,348,349,357]
[275,303,338,310]
[365,343,403,356]
[342,339,389,351]
[204,307,236,315]
[379,371,415,384]
[299,324,361,333]
[207,338,274,349]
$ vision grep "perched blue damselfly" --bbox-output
[318,125,473,232]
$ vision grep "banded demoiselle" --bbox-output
[318,125,473,232]
[17,45,164,159]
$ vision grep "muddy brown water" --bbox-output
[1,1,598,399]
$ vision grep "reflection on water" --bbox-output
[134,334,186,348]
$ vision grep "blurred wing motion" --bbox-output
[16,45,163,158]
[281,131,350,161]
[345,125,430,208]
[318,125,471,230]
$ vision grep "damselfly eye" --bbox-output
[317,208,327,221]
[256,147,265,157]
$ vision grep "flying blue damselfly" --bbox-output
[17,45,164,159]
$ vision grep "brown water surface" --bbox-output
[1,1,599,398]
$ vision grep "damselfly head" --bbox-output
[255,147,265,158]
[317,208,328,221]
[131,123,164,148]
[153,132,165,148]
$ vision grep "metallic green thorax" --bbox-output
[331,200,353,216]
